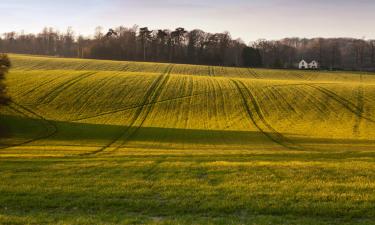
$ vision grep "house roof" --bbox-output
[300,60,318,64]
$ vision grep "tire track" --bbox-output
[120,64,130,72]
[71,80,311,123]
[112,65,173,151]
[35,72,96,105]
[141,157,167,181]
[292,72,305,80]
[215,79,233,146]
[205,77,220,149]
[19,76,59,98]
[289,86,328,118]
[306,84,375,123]
[235,68,245,77]
[353,74,365,135]
[80,65,173,156]
[297,72,314,81]
[269,82,332,88]
[270,81,375,123]
[183,77,194,130]
[72,74,122,118]
[208,66,215,77]
[231,79,302,150]
[125,66,172,139]
[265,86,298,115]
[0,101,58,150]
[69,94,194,122]
[67,79,352,124]
[69,77,218,122]
[247,68,260,79]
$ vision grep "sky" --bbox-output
[1,0,374,43]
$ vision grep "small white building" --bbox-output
[309,60,319,69]
[299,60,319,70]
[299,60,309,69]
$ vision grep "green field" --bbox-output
[1,54,375,224]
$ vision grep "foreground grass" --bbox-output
[1,152,375,225]
[1,54,375,224]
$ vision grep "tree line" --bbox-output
[1,26,375,70]
[0,26,254,67]
[254,38,375,71]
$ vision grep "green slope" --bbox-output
[0,54,375,224]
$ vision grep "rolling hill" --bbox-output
[1,54,375,224]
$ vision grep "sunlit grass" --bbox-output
[0,54,375,224]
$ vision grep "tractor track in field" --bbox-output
[69,85,235,122]
[294,71,370,122]
[206,78,220,148]
[306,84,375,123]
[231,79,302,150]
[269,81,375,123]
[270,84,329,117]
[183,77,194,130]
[266,86,298,114]
[292,73,305,80]
[35,72,96,105]
[236,68,245,77]
[19,76,59,98]
[269,82,333,87]
[247,68,260,79]
[215,80,233,146]
[70,81,323,123]
[353,74,365,135]
[109,64,174,152]
[80,65,173,156]
[68,69,275,123]
[73,74,122,116]
[120,64,130,72]
[69,75,109,103]
[0,101,58,150]
[69,78,229,122]
[297,72,314,81]
[70,72,199,123]
[291,71,315,81]
[141,157,168,181]
[208,66,215,77]
[290,86,328,118]
[68,73,119,111]
[123,66,172,140]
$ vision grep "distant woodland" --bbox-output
[1,26,375,71]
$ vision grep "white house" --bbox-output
[299,60,309,69]
[299,60,319,69]
[309,60,319,69]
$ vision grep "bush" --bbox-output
[0,54,11,105]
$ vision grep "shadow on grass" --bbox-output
[2,114,375,152]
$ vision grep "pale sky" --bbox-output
[1,0,374,43]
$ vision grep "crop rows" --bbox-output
[1,54,375,157]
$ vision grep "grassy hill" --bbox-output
[1,54,375,224]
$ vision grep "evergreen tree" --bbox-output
[242,47,263,67]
